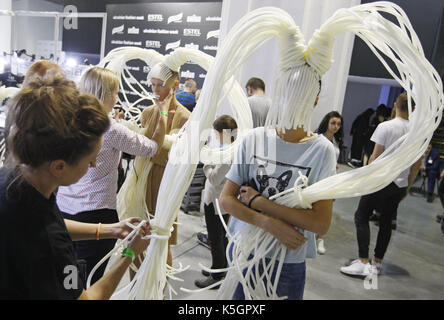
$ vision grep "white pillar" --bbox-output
[218,0,361,129]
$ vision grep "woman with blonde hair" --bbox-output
[57,66,168,284]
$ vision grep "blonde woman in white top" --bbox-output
[57,67,168,284]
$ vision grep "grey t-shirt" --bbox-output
[248,95,272,128]
[226,127,337,263]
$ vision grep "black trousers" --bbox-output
[426,169,440,195]
[62,209,119,285]
[439,179,444,207]
[354,182,406,260]
[204,203,229,280]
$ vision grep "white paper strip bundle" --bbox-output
[0,86,20,167]
[90,47,252,299]
[97,47,163,123]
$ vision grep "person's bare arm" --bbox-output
[219,180,307,250]
[77,223,150,300]
[408,158,422,188]
[64,217,144,241]
[238,185,333,237]
[368,143,385,164]
[77,255,132,300]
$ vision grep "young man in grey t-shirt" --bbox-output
[220,85,336,300]
[340,93,421,277]
[245,77,272,128]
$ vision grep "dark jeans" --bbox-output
[426,170,439,195]
[62,208,119,285]
[231,256,306,300]
[355,182,406,260]
[204,203,229,280]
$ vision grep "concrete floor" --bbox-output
[168,165,444,300]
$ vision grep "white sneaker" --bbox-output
[340,259,375,276]
[317,239,326,254]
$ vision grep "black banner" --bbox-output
[105,2,222,109]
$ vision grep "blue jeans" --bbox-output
[230,249,306,300]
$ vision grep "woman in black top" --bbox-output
[0,76,150,300]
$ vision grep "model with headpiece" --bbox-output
[88,47,251,298]
[187,2,442,300]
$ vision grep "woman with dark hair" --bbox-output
[314,111,343,254]
[316,111,344,161]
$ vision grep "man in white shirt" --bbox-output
[245,77,272,128]
[340,93,421,277]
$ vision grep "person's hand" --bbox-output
[155,88,174,114]
[113,109,125,120]
[265,216,307,250]
[110,217,151,240]
[126,221,151,256]
[440,170,444,179]
[239,186,261,208]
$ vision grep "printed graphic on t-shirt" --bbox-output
[250,155,311,199]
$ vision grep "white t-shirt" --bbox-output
[371,117,409,188]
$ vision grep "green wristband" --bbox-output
[160,111,168,116]
[121,248,136,261]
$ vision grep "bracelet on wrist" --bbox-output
[96,223,101,240]
[121,248,136,261]
[160,110,168,116]
[248,193,261,209]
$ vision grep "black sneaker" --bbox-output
[197,232,211,249]
[202,269,210,277]
[436,215,443,223]
[194,276,221,289]
[427,193,433,203]
[441,219,444,234]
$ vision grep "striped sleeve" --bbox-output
[107,120,158,157]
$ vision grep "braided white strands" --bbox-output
[0,86,20,167]
[97,47,163,123]
[0,86,20,105]
[271,1,444,205]
[266,64,321,134]
[95,47,252,299]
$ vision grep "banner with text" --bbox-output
[105,2,222,109]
